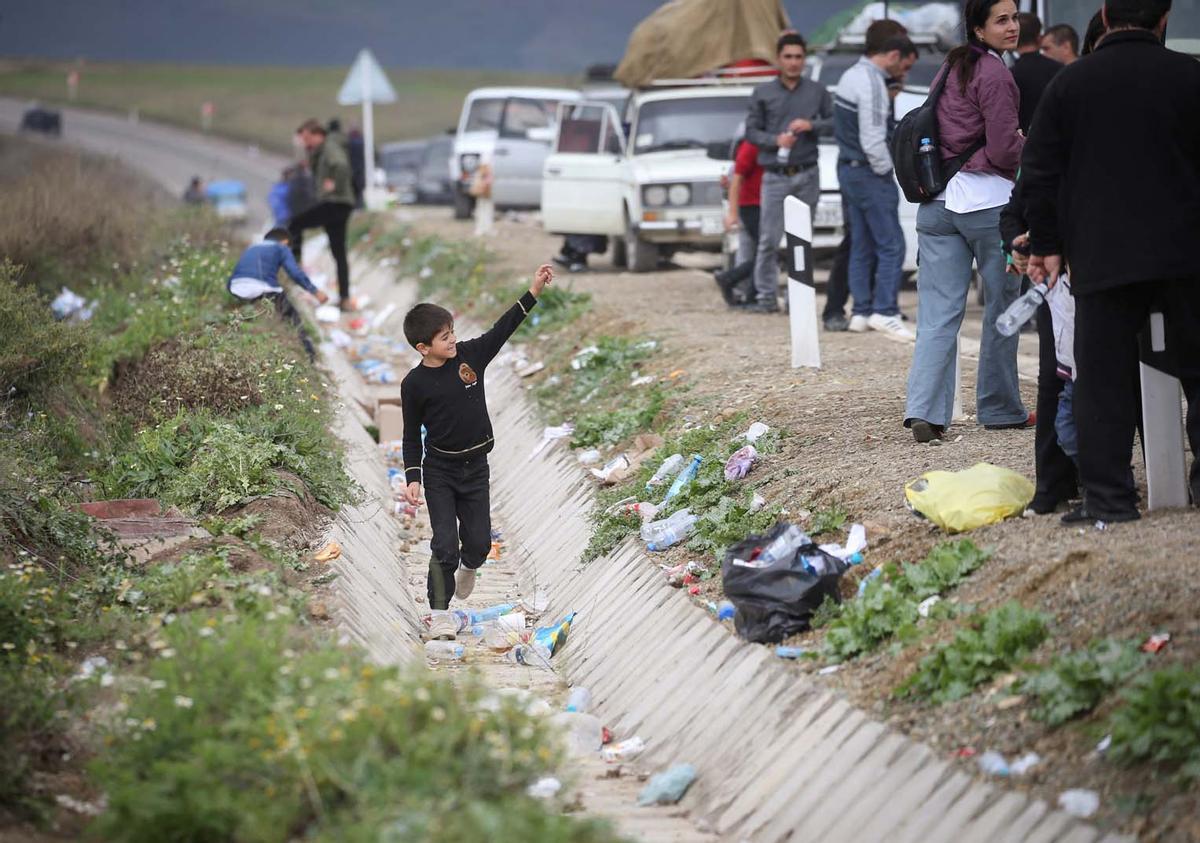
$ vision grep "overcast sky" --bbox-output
[0,0,853,71]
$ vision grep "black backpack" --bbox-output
[893,63,986,204]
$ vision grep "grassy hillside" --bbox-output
[0,59,575,151]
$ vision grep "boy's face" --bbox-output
[417,324,456,362]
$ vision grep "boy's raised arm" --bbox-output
[458,264,553,366]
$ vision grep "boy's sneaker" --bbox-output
[455,567,477,600]
[867,313,916,341]
[427,611,459,640]
[848,314,870,333]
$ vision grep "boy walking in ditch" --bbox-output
[401,263,554,634]
[227,227,328,360]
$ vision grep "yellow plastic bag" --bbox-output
[905,462,1034,533]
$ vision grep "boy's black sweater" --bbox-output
[401,292,537,484]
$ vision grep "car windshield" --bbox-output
[463,98,505,132]
[633,96,748,154]
[381,148,423,171]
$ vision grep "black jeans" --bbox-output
[1073,279,1200,516]
[289,202,352,302]
[1032,299,1078,508]
[722,205,761,297]
[422,455,491,610]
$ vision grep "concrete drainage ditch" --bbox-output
[316,254,1124,843]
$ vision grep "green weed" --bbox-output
[1019,638,1148,726]
[808,503,849,537]
[1107,665,1200,781]
[899,540,991,600]
[824,580,921,662]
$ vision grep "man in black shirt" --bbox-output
[1024,0,1200,522]
[401,264,554,613]
[1011,12,1063,134]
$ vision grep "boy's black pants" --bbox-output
[422,454,491,610]
[1032,299,1077,509]
[288,201,352,301]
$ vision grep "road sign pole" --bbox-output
[784,195,820,369]
[1140,311,1189,509]
[338,49,396,211]
[361,67,377,210]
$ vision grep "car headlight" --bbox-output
[460,153,480,174]
[667,184,691,206]
[644,185,668,206]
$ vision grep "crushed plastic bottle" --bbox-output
[663,455,703,502]
[505,642,553,668]
[996,282,1048,337]
[424,640,465,661]
[977,751,1010,776]
[601,736,646,762]
[643,510,698,552]
[647,454,685,488]
[565,686,592,714]
[757,524,810,567]
[723,445,757,481]
[467,603,515,625]
[552,711,603,756]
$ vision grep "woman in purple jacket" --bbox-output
[903,0,1031,443]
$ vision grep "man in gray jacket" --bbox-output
[834,35,917,339]
[744,32,833,312]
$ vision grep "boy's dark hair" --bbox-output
[264,227,290,243]
[881,35,918,58]
[865,18,908,54]
[777,32,807,54]
[1045,22,1081,53]
[1104,0,1171,30]
[404,303,454,348]
[1018,12,1043,46]
[296,117,326,135]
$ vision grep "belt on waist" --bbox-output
[765,163,817,176]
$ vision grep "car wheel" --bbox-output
[452,188,474,220]
[624,222,658,273]
[610,235,627,269]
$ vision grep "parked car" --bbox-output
[380,140,426,204]
[20,107,61,137]
[416,134,454,204]
[541,81,751,272]
[204,180,248,223]
[450,87,582,219]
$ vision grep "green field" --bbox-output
[0,59,574,151]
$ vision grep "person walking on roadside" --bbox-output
[289,118,355,312]
[1024,0,1200,523]
[744,32,833,313]
[712,136,763,306]
[1012,13,1064,133]
[1041,23,1080,64]
[834,34,918,340]
[903,0,1030,444]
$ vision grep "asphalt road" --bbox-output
[0,97,289,233]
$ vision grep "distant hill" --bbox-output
[0,0,852,72]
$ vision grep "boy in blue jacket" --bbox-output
[227,228,328,359]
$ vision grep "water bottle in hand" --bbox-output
[996,283,1048,337]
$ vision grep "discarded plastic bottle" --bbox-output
[723,445,757,481]
[467,603,515,625]
[642,509,697,551]
[996,283,1048,336]
[506,642,552,667]
[758,524,810,567]
[663,455,703,502]
[647,454,685,488]
[917,137,940,194]
[716,600,735,621]
[565,686,592,714]
[424,640,465,661]
[601,736,646,762]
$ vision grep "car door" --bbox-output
[490,97,563,208]
[540,102,627,236]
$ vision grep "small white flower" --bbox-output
[100,673,115,688]
[159,648,176,659]
[149,679,167,690]
[174,695,194,709]
[198,627,214,638]
[273,404,284,411]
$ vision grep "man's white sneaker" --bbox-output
[848,314,870,333]
[427,610,459,640]
[867,313,916,341]
[455,566,477,600]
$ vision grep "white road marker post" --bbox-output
[1140,310,1189,509]
[784,195,820,369]
[338,48,398,211]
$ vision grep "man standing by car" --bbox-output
[1024,0,1200,522]
[833,35,918,340]
[1012,13,1064,133]
[744,32,833,313]
[289,119,355,311]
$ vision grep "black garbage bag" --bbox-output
[721,523,847,644]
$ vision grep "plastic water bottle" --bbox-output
[663,454,702,502]
[996,283,1048,336]
[647,454,685,488]
[918,137,939,193]
[467,603,515,625]
[565,686,592,713]
[424,640,465,661]
[758,524,810,567]
[642,509,697,550]
[776,137,791,165]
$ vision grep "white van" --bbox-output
[450,87,581,219]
